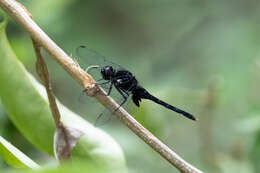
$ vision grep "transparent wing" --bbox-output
[94,93,134,126]
[74,45,125,79]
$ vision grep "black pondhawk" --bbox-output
[77,46,197,123]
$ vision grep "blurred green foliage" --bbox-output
[4,160,111,173]
[1,0,260,173]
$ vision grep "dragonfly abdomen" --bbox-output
[133,87,197,121]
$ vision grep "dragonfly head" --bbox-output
[101,66,114,80]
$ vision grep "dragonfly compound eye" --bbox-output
[101,66,114,80]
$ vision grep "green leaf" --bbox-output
[0,10,7,28]
[0,13,126,172]
[3,161,119,173]
[0,136,40,169]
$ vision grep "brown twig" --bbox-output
[32,36,78,161]
[0,0,203,172]
[32,39,61,127]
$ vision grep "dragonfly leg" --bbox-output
[94,81,112,95]
[95,81,110,85]
[113,86,128,112]
[85,65,100,73]
[106,82,113,96]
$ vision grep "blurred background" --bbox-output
[1,0,260,172]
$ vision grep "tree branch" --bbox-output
[0,0,203,172]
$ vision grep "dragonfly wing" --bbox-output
[75,45,126,73]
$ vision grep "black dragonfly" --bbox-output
[77,46,197,122]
